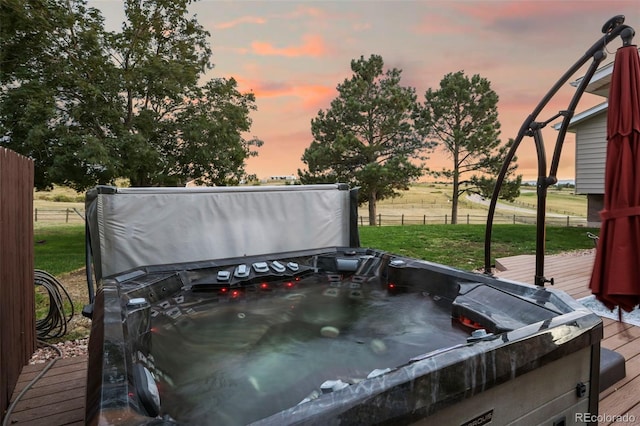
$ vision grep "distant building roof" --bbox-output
[570,47,640,97]
[554,48,640,131]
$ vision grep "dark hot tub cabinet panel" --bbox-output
[84,185,602,425]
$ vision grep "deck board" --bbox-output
[5,355,87,425]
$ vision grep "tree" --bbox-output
[1,0,122,189]
[0,0,261,190]
[299,54,429,225]
[420,71,521,224]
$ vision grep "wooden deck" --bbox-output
[495,251,640,426]
[4,251,639,425]
[5,355,86,425]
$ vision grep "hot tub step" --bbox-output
[600,347,626,392]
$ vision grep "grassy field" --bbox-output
[513,187,587,216]
[374,183,587,222]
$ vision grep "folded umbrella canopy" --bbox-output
[589,44,640,313]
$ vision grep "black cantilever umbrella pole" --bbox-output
[483,16,636,283]
[531,59,605,286]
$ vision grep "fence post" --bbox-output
[401,214,404,226]
[65,208,70,223]
[513,215,516,224]
[378,213,381,226]
[445,214,448,225]
[566,216,570,227]
[467,214,470,225]
[35,208,38,222]
[423,215,426,225]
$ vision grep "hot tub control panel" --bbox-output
[180,249,384,294]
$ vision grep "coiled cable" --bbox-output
[34,269,74,340]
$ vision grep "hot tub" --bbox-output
[83,185,603,425]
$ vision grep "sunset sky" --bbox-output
[89,0,640,181]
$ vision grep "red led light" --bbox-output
[260,282,269,289]
[388,283,396,289]
[231,290,240,298]
[220,287,228,293]
[285,281,294,288]
[295,277,301,282]
[458,316,484,330]
[150,327,158,333]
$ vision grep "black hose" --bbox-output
[3,273,75,424]
[34,269,74,340]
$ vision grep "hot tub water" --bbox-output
[147,274,468,425]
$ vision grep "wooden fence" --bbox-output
[0,148,36,421]
[34,208,85,223]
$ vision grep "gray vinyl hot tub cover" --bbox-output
[85,184,359,281]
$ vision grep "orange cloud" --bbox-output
[251,34,329,57]
[233,76,335,110]
[214,16,267,29]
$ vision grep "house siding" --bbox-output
[574,111,607,195]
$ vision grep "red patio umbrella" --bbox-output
[589,44,640,313]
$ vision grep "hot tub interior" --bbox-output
[108,247,581,425]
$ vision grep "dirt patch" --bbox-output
[55,268,92,339]
[58,267,90,304]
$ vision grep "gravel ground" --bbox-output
[29,338,89,364]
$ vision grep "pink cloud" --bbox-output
[214,16,267,29]
[412,13,471,35]
[251,34,329,57]
[453,1,624,23]
[451,1,635,40]
[282,6,329,19]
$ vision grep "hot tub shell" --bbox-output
[84,185,603,425]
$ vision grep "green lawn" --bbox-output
[359,224,598,270]
[34,225,85,275]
